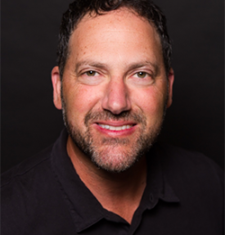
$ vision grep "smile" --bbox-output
[98,124,133,131]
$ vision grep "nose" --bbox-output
[102,78,131,115]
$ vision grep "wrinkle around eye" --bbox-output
[129,71,155,86]
[78,70,104,85]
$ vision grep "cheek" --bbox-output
[132,86,167,116]
[63,84,101,119]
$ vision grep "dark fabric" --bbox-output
[1,129,224,235]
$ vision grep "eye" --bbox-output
[130,70,154,86]
[79,69,103,85]
[136,72,147,78]
[85,70,97,76]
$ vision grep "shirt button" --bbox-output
[149,193,154,202]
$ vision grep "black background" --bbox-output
[2,0,224,172]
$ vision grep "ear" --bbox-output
[51,66,62,110]
[166,68,175,108]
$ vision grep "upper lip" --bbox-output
[95,121,137,127]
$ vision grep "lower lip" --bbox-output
[94,123,136,136]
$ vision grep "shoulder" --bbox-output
[0,147,69,234]
[154,142,224,211]
[155,142,223,181]
[1,145,59,234]
[2,145,53,188]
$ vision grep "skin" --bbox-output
[51,8,174,223]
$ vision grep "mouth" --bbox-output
[97,124,134,131]
[94,121,137,136]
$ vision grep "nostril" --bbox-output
[104,94,130,113]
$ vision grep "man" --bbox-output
[2,0,223,234]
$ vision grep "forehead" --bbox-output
[79,8,155,33]
[67,8,163,67]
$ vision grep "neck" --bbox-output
[67,136,147,224]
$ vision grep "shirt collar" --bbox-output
[139,144,180,211]
[51,129,179,232]
[51,129,106,232]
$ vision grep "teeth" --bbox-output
[98,124,133,131]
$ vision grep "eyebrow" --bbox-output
[75,61,107,72]
[127,61,159,75]
[75,60,160,75]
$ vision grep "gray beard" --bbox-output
[61,92,167,173]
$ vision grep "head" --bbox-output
[57,0,172,79]
[52,0,174,173]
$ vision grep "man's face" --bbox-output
[52,8,174,173]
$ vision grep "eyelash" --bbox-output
[82,70,153,80]
[134,71,148,78]
[84,70,98,76]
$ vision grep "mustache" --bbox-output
[84,110,146,126]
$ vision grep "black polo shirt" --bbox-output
[2,129,224,235]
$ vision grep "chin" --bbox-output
[89,143,145,173]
